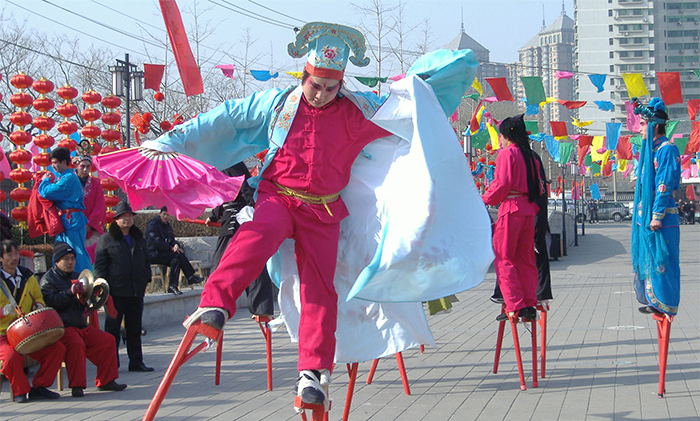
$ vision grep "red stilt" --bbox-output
[254,316,273,391]
[530,319,538,388]
[652,313,673,398]
[493,304,507,374]
[507,314,527,391]
[536,302,548,378]
[143,321,223,421]
[419,345,424,354]
[342,363,358,421]
[366,358,379,385]
[394,353,411,395]
[294,396,330,421]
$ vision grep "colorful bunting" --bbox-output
[577,135,593,147]
[577,144,590,166]
[463,93,480,102]
[557,100,587,110]
[656,72,683,105]
[470,129,489,150]
[558,142,573,164]
[571,117,593,127]
[285,71,302,79]
[673,137,689,155]
[605,122,622,150]
[666,121,679,138]
[617,159,627,173]
[215,64,235,79]
[389,73,406,81]
[487,122,500,150]
[688,99,699,121]
[590,136,606,161]
[485,77,513,101]
[688,121,699,154]
[555,71,574,80]
[621,73,649,98]
[471,79,483,95]
[250,70,279,81]
[588,74,606,93]
[469,102,485,135]
[629,135,642,147]
[521,76,546,105]
[625,100,641,133]
[354,76,388,87]
[601,161,613,177]
[616,135,633,160]
[549,121,568,140]
[524,120,539,135]
[544,135,559,162]
[594,100,614,111]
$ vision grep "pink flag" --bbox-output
[625,100,641,133]
[215,64,235,79]
[554,71,574,80]
[388,73,406,81]
[158,0,204,97]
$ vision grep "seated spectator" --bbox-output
[145,206,203,295]
[0,240,64,403]
[40,242,127,397]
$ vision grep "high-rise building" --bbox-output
[516,4,576,133]
[574,0,699,135]
[444,24,512,88]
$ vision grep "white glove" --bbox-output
[236,206,254,224]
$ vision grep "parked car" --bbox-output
[587,200,630,222]
[548,198,586,222]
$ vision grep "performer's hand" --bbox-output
[71,282,84,297]
[205,217,212,225]
[649,219,661,231]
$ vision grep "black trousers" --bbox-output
[151,251,196,288]
[213,233,275,316]
[493,208,553,302]
[104,295,144,369]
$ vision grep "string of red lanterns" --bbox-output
[7,73,35,225]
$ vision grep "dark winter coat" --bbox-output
[209,162,255,237]
[145,216,177,261]
[94,222,150,297]
[40,267,88,328]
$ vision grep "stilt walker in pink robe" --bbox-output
[74,148,105,263]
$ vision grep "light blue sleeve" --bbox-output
[406,49,478,117]
[149,88,289,170]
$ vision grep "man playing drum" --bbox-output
[41,242,127,398]
[0,240,64,403]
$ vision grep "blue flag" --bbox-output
[589,183,601,200]
[588,74,606,93]
[606,122,622,150]
[544,135,560,162]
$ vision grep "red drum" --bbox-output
[6,307,64,355]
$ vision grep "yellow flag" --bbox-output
[601,150,610,165]
[487,122,499,150]
[617,159,627,172]
[545,97,558,103]
[286,71,303,79]
[571,117,593,127]
[590,136,605,161]
[471,79,483,95]
[621,73,649,98]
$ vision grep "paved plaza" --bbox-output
[1,222,698,420]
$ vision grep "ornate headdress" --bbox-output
[72,139,93,165]
[631,97,668,124]
[287,22,369,80]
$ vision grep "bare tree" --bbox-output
[388,1,427,74]
[351,0,398,94]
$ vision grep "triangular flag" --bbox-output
[687,121,699,154]
[688,99,699,121]
[666,121,679,138]
[470,129,489,150]
[656,72,683,105]
[606,122,622,150]
[571,117,593,127]
[471,79,483,95]
[485,77,513,101]
[520,76,546,105]
[616,135,633,160]
[557,100,586,110]
[588,74,606,93]
[673,137,689,155]
[625,100,641,132]
[549,121,568,140]
[285,71,303,79]
[577,135,593,147]
[558,142,574,164]
[524,120,539,135]
[215,64,235,79]
[554,71,574,80]
[621,73,649,98]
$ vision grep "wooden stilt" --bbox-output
[254,315,273,391]
[492,304,540,391]
[342,363,358,421]
[143,321,222,421]
[536,302,548,378]
[364,353,410,394]
[652,313,673,398]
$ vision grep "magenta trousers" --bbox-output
[492,213,538,313]
[200,190,339,371]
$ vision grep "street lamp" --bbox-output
[109,53,143,148]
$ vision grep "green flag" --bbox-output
[629,135,642,146]
[590,162,601,175]
[524,120,539,135]
[665,121,679,138]
[470,129,490,150]
[693,69,700,79]
[462,93,480,102]
[520,76,546,105]
[558,142,574,164]
[674,137,689,155]
[584,154,592,166]
[354,76,388,87]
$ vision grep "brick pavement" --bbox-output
[1,222,698,420]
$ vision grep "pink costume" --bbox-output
[481,144,539,313]
[80,176,105,262]
[199,94,390,371]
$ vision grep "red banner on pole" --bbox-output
[158,0,203,97]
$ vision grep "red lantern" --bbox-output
[9,187,31,203]
[90,142,101,155]
[56,103,78,118]
[8,111,32,127]
[0,191,5,202]
[33,134,55,149]
[9,149,33,165]
[9,168,32,184]
[10,73,33,89]
[142,112,154,123]
[159,121,172,131]
[100,145,120,154]
[57,138,78,151]
[9,92,32,109]
[101,95,122,108]
[104,195,120,208]
[57,85,78,100]
[105,210,115,224]
[475,181,482,189]
[80,125,101,139]
[100,128,121,142]
[484,143,492,151]
[153,92,164,102]
[31,78,54,94]
[101,112,121,126]
[0,171,4,182]
[478,156,486,164]
[101,178,119,192]
[81,108,102,122]
[487,160,496,166]
[11,206,28,222]
[32,115,55,132]
[137,125,150,134]
[32,153,51,168]
[81,90,102,105]
[9,131,32,146]
[32,97,55,112]
[57,121,78,135]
